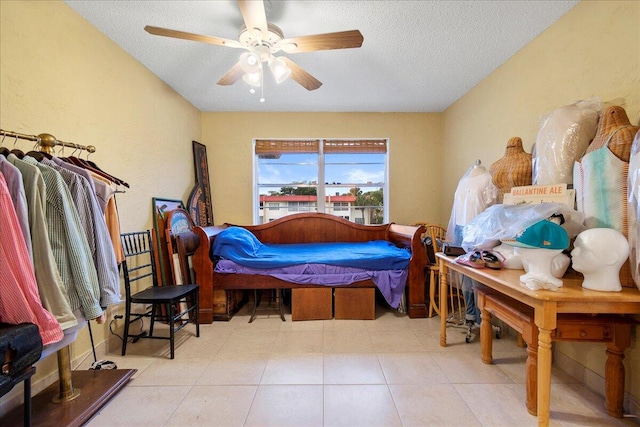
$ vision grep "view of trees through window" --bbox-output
[254,139,388,225]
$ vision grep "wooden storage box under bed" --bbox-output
[334,287,376,320]
[291,288,333,321]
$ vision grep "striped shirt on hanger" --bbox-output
[7,154,78,330]
[42,158,121,307]
[22,156,103,320]
[0,173,63,345]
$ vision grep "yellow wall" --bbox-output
[1,0,640,414]
[0,0,201,405]
[442,0,640,399]
[202,113,442,225]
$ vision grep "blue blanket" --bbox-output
[211,226,411,270]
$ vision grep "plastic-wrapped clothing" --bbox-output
[575,106,638,287]
[446,162,497,244]
[446,162,497,326]
[628,130,640,291]
[532,99,600,185]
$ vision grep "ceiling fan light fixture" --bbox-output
[239,51,261,73]
[280,42,298,53]
[242,71,262,87]
[269,57,291,84]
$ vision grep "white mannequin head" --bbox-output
[495,243,569,276]
[501,219,570,289]
[571,228,629,292]
[521,251,570,279]
[514,247,564,289]
[493,243,523,269]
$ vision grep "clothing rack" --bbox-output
[1,128,95,402]
[0,127,134,426]
[0,129,96,154]
[1,128,128,189]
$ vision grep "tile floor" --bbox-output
[82,303,638,427]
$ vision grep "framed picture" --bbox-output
[188,140,214,226]
[152,197,185,286]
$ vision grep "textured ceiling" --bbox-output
[64,0,578,113]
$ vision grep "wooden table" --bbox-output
[436,252,640,427]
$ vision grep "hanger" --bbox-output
[469,159,486,176]
[25,150,52,161]
[24,139,53,161]
[84,154,130,188]
[65,155,129,188]
[9,136,24,159]
[0,134,9,157]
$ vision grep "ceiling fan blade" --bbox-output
[279,57,322,91]
[278,30,364,53]
[217,62,245,86]
[237,0,268,39]
[144,25,242,48]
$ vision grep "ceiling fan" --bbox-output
[144,0,364,93]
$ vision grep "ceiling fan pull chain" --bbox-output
[260,67,265,103]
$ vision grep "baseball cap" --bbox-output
[502,219,569,250]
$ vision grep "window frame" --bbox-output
[253,138,389,225]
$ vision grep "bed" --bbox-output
[192,213,427,322]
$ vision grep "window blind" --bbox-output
[323,139,387,154]
[255,140,319,155]
[255,139,387,154]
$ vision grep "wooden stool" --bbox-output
[475,285,635,418]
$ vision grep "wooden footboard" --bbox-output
[389,223,428,318]
[192,213,427,322]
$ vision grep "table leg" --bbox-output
[526,340,538,416]
[605,342,626,417]
[536,326,553,426]
[478,293,493,364]
[439,260,448,347]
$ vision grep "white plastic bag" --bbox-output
[532,98,600,185]
[461,203,585,252]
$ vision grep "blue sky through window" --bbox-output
[258,153,385,195]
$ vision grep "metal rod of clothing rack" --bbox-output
[0,129,96,154]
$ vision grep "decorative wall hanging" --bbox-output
[188,141,214,226]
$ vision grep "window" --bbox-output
[333,202,349,212]
[254,139,388,224]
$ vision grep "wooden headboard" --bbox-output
[229,212,389,243]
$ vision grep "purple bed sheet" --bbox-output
[214,260,408,309]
